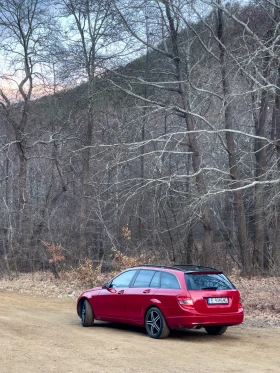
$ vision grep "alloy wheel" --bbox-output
[146,309,162,337]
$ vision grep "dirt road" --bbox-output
[0,291,279,373]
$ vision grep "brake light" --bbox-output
[238,297,243,309]
[178,296,194,308]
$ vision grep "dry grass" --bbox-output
[232,275,280,327]
[0,270,279,328]
[0,272,84,298]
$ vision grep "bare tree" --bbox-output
[216,0,249,272]
[0,0,63,270]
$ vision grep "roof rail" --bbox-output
[173,264,221,272]
[129,264,177,270]
[129,264,221,272]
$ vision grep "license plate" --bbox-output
[207,297,228,304]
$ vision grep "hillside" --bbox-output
[0,1,280,275]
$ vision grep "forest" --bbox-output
[1,0,280,275]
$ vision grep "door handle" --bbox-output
[143,289,150,294]
[118,290,124,294]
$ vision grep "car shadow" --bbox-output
[93,321,147,336]
[168,328,240,342]
[92,321,240,341]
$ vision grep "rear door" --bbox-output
[153,271,182,314]
[185,273,240,313]
[125,270,158,323]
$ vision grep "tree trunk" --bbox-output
[252,60,269,272]
[164,3,213,265]
[217,1,249,273]
[251,5,276,271]
[80,77,95,257]
[273,65,280,271]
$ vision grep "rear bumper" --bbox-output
[166,308,244,329]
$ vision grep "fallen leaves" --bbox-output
[0,271,279,328]
[230,275,280,327]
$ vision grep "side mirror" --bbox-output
[102,282,109,289]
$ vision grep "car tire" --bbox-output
[205,325,227,335]
[145,307,170,339]
[81,299,94,327]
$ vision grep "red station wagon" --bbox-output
[77,265,244,339]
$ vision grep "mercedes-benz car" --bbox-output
[77,264,244,339]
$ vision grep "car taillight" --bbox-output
[238,297,243,308]
[178,296,194,308]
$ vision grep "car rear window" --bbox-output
[185,273,235,290]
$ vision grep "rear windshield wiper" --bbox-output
[201,287,218,290]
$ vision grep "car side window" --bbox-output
[110,270,137,288]
[160,272,180,289]
[150,271,160,288]
[133,270,155,287]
